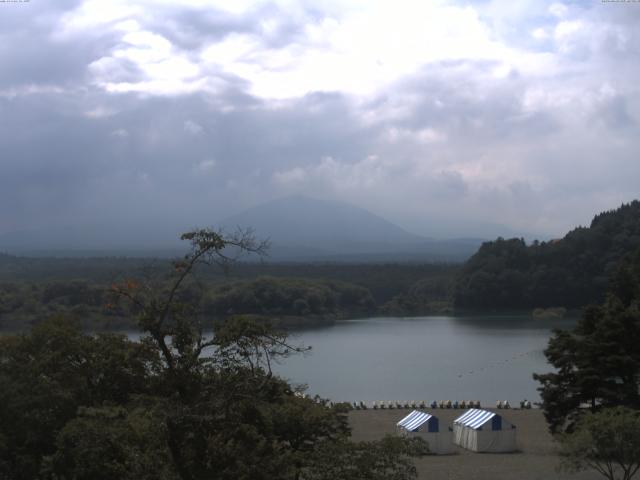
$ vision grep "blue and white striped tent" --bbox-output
[397,410,438,432]
[454,409,499,430]
[453,409,516,452]
[396,410,453,454]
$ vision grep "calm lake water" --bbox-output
[272,315,576,405]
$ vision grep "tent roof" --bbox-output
[454,409,496,430]
[397,410,433,431]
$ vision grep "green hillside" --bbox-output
[454,201,640,309]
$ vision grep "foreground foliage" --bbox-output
[558,407,640,480]
[305,436,429,480]
[0,229,427,480]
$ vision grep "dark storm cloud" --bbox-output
[1,0,639,241]
[0,1,114,89]
[147,9,258,51]
[594,95,635,130]
[0,85,379,236]
[371,60,559,143]
[148,2,322,52]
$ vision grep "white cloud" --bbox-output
[85,106,117,118]
[201,33,262,67]
[110,128,129,138]
[532,27,549,40]
[63,0,542,100]
[101,78,210,96]
[0,84,67,99]
[549,3,568,18]
[384,127,446,144]
[196,159,216,172]
[554,20,584,42]
[237,3,523,99]
[273,154,425,194]
[82,13,205,95]
[59,1,142,35]
[184,120,204,135]
[272,166,307,185]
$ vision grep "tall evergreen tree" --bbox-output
[534,248,640,433]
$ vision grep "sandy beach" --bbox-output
[349,408,601,480]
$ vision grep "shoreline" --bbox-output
[0,309,582,334]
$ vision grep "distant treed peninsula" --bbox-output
[1,201,639,330]
[0,260,454,330]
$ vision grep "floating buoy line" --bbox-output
[456,349,542,378]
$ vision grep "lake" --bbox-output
[272,315,576,405]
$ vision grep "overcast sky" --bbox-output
[1,0,639,240]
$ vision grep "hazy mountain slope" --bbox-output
[220,195,480,261]
[221,195,424,246]
[0,195,484,261]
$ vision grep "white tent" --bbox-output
[453,409,516,452]
[396,410,453,454]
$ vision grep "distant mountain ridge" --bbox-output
[220,195,422,246]
[220,195,481,261]
[454,200,640,309]
[0,195,484,261]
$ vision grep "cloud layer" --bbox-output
[1,0,639,240]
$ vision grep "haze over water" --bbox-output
[275,315,575,405]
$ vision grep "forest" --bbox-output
[0,256,456,331]
[454,201,640,310]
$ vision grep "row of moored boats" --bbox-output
[345,399,533,410]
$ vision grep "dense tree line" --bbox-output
[0,280,134,331]
[380,277,453,315]
[455,201,640,309]
[0,253,458,306]
[203,277,375,319]
[0,265,459,330]
[0,276,378,331]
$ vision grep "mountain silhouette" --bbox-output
[220,195,481,261]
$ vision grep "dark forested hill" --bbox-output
[454,201,640,309]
